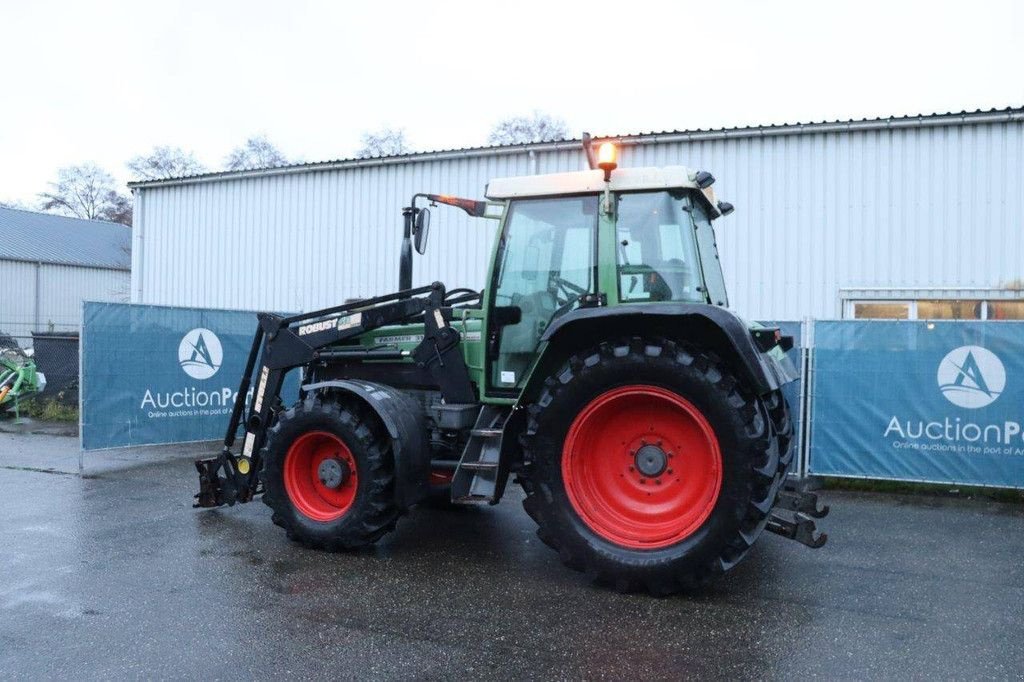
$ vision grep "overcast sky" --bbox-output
[1,0,1021,204]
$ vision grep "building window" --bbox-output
[852,302,910,319]
[916,300,983,320]
[987,301,1024,320]
[847,298,1024,320]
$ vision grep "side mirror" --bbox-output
[414,208,430,255]
[694,170,715,189]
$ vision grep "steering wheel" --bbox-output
[547,275,588,319]
[549,275,587,305]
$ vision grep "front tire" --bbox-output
[519,337,788,594]
[261,396,399,550]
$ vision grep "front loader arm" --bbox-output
[195,281,474,508]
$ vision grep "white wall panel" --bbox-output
[133,115,1024,321]
[0,260,38,335]
[1,260,128,335]
[37,263,128,330]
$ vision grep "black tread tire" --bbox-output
[764,385,795,472]
[518,336,791,595]
[261,395,399,550]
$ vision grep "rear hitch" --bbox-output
[773,486,829,518]
[766,512,828,549]
[765,478,829,549]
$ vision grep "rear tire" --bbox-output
[518,337,789,594]
[261,396,399,550]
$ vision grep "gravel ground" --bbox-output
[1,429,1022,680]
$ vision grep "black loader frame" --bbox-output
[194,281,476,509]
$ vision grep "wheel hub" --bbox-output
[317,457,349,489]
[634,444,668,477]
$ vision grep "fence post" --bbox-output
[797,317,814,479]
[78,317,84,475]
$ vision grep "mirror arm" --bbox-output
[399,206,415,292]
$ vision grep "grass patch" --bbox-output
[18,398,79,422]
[820,476,1024,504]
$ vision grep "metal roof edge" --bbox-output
[129,107,1024,190]
[0,204,131,229]
[0,255,131,272]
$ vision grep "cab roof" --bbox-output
[485,166,700,200]
[485,166,723,218]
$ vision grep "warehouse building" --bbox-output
[129,107,1024,321]
[0,207,131,338]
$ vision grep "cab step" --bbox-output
[451,405,509,504]
[458,461,498,472]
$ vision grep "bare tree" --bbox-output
[487,111,569,145]
[0,199,32,210]
[101,192,133,226]
[356,128,412,158]
[38,164,129,222]
[224,135,288,170]
[127,146,206,180]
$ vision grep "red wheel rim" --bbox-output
[283,431,358,522]
[561,385,722,549]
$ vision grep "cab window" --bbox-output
[490,196,597,389]
[616,191,704,303]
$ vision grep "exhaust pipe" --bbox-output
[582,132,598,170]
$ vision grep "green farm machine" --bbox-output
[195,141,827,593]
[0,336,46,420]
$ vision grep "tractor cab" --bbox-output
[481,164,734,394]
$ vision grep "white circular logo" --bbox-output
[936,345,1005,409]
[178,328,223,380]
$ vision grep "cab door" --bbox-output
[484,195,599,397]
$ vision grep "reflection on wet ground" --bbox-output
[1,434,1022,679]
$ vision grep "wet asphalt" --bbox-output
[1,429,1022,680]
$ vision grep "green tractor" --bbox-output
[195,141,827,594]
[0,335,46,421]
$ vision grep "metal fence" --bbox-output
[0,319,81,338]
[69,306,1024,489]
[793,319,1024,489]
[80,302,300,450]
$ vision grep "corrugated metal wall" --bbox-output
[132,116,1024,320]
[0,260,129,337]
[132,152,542,313]
[622,122,1024,320]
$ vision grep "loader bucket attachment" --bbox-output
[194,456,240,508]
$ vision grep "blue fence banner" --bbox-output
[82,302,297,450]
[809,320,1024,488]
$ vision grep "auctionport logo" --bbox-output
[178,328,223,380]
[936,345,1005,409]
[884,343,1020,451]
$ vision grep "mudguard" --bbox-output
[534,303,797,397]
[301,379,429,510]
